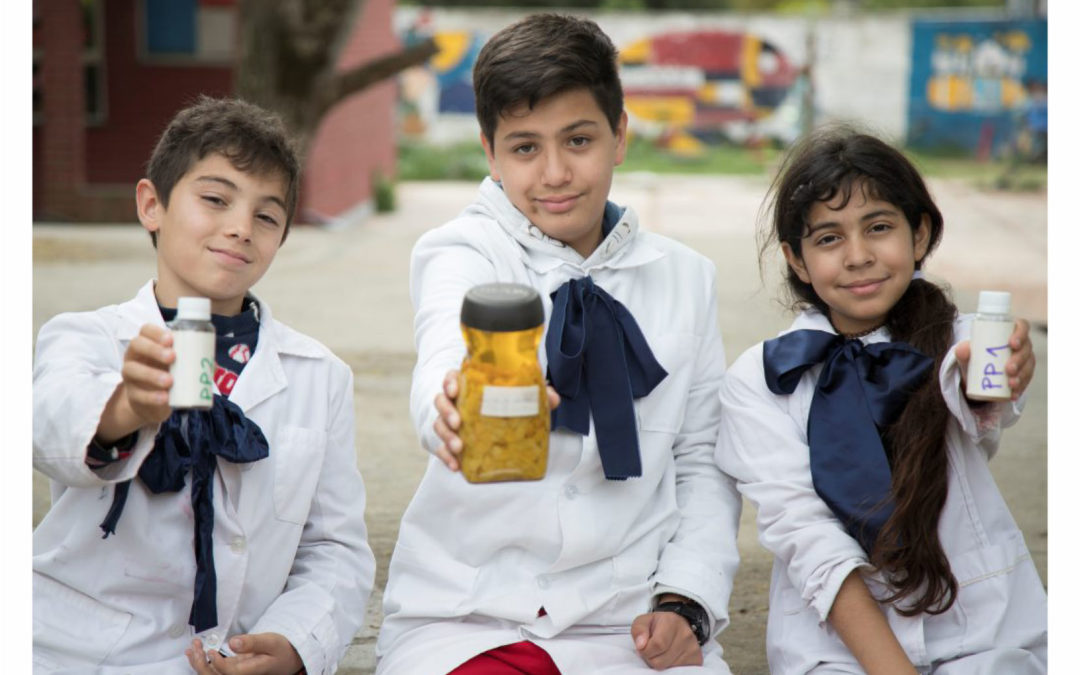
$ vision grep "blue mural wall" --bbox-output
[907,19,1047,156]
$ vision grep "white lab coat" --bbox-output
[33,281,376,674]
[375,178,742,674]
[715,309,1047,674]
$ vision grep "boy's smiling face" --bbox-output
[137,152,289,316]
[482,87,627,258]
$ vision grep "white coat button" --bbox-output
[167,623,187,638]
[564,485,578,499]
[230,536,246,554]
[205,633,221,648]
[537,576,550,589]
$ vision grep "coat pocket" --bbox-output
[635,333,698,433]
[33,572,132,667]
[271,425,328,524]
[925,535,1047,662]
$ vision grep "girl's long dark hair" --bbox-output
[761,126,958,616]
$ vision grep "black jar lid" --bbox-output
[461,283,544,332]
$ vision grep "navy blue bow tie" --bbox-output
[546,277,668,480]
[99,395,269,632]
[762,329,933,553]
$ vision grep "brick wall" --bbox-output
[302,0,399,224]
[34,0,397,224]
[35,1,86,220]
[85,0,233,186]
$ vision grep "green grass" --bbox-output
[619,137,782,174]
[395,138,1046,190]
[397,140,490,181]
[903,149,1047,191]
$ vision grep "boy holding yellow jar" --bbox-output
[376,14,741,674]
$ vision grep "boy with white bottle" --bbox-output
[32,96,375,674]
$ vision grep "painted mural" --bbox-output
[398,18,803,151]
[620,31,800,152]
[907,19,1047,157]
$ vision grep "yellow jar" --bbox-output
[458,283,549,483]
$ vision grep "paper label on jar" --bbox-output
[481,385,540,417]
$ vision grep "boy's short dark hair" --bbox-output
[473,14,623,147]
[145,95,301,245]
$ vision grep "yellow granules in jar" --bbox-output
[457,283,550,483]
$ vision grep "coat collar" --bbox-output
[787,308,892,344]
[115,280,322,412]
[473,177,665,275]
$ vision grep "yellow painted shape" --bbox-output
[1001,78,1026,107]
[949,75,973,108]
[697,82,718,104]
[742,35,762,88]
[625,96,695,125]
[431,31,471,72]
[999,30,1032,53]
[667,130,705,157]
[620,38,652,65]
[928,76,950,109]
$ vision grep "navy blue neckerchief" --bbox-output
[545,276,667,480]
[762,329,933,553]
[98,396,269,632]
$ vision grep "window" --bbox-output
[140,0,237,64]
[32,0,106,126]
[83,0,106,126]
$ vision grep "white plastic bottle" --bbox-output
[965,291,1013,401]
[168,297,215,409]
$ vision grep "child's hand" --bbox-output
[432,369,561,472]
[432,370,465,471]
[631,609,704,669]
[956,319,1035,400]
[96,324,175,443]
[1003,319,1036,399]
[185,633,302,675]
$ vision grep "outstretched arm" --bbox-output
[34,312,164,487]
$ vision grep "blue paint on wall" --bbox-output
[145,0,196,54]
[907,19,1046,155]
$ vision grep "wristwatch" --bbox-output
[654,600,710,646]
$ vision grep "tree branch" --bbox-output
[313,37,439,120]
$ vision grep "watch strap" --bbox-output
[654,600,710,646]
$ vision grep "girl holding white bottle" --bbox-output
[714,127,1046,674]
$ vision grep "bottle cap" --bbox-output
[176,296,212,321]
[976,290,1011,315]
[461,283,544,332]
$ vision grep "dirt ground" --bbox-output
[31,175,1047,674]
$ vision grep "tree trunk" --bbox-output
[235,0,438,160]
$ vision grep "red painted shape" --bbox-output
[651,31,744,72]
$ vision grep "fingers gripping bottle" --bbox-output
[168,297,216,409]
[966,291,1013,401]
[458,283,550,483]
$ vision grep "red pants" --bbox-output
[448,641,561,675]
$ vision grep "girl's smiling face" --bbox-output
[782,180,931,335]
